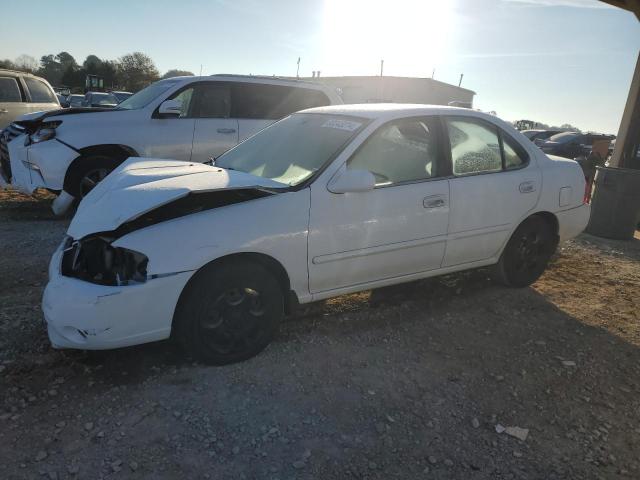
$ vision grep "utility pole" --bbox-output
[296,57,300,79]
[458,73,464,87]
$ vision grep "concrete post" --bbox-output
[610,51,640,169]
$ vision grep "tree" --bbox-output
[560,123,581,133]
[83,54,102,73]
[14,54,38,73]
[38,54,63,85]
[162,69,194,79]
[0,59,15,70]
[117,52,159,91]
[56,52,77,71]
[99,60,119,89]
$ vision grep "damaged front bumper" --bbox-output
[43,241,193,350]
[5,136,79,194]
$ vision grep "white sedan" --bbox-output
[43,105,590,364]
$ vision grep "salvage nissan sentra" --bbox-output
[43,105,591,365]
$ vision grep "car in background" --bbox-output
[66,94,85,108]
[539,132,614,159]
[41,105,590,364]
[521,129,561,146]
[0,69,60,130]
[56,93,70,108]
[1,75,343,214]
[110,90,133,103]
[82,92,119,108]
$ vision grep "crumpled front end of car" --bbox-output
[43,236,192,349]
[3,130,79,194]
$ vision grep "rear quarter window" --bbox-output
[24,77,57,103]
[0,77,22,102]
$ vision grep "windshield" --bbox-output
[548,132,579,144]
[216,113,366,186]
[117,80,179,110]
[112,91,132,102]
[91,93,118,105]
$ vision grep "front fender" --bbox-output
[112,189,312,302]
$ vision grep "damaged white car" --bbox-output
[43,105,591,364]
[0,75,341,214]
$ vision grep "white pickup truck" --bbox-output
[0,75,342,213]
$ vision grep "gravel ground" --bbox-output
[1,190,639,480]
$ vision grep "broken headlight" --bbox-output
[61,236,148,286]
[27,121,61,145]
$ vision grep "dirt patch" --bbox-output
[1,190,639,479]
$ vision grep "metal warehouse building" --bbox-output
[303,75,475,107]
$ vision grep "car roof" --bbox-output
[298,103,489,121]
[0,68,41,78]
[164,74,340,94]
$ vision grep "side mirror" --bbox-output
[328,169,375,194]
[158,99,183,117]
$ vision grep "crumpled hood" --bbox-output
[68,158,286,239]
[13,107,119,130]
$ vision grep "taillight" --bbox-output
[583,176,592,204]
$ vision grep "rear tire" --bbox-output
[173,261,284,365]
[493,216,557,288]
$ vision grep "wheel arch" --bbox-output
[63,144,139,194]
[497,210,560,262]
[175,252,297,322]
[530,210,560,241]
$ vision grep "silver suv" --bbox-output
[0,69,60,129]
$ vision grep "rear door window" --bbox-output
[446,118,502,175]
[192,83,230,118]
[445,117,529,175]
[24,77,57,103]
[231,83,330,120]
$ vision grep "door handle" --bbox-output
[519,181,536,193]
[0,109,8,114]
[423,196,446,209]
[217,128,236,134]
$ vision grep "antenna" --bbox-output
[380,59,384,77]
[296,57,301,79]
[458,73,464,87]
[431,68,435,79]
[199,64,203,76]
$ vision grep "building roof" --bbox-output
[303,75,476,95]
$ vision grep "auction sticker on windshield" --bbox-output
[321,119,362,131]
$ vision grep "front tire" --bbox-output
[174,261,284,365]
[493,216,557,288]
[66,155,120,199]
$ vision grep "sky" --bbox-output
[1,0,638,133]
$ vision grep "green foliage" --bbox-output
[2,51,162,93]
[162,69,195,79]
[117,52,160,91]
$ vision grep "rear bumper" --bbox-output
[5,137,78,194]
[557,203,591,242]
[43,242,193,350]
